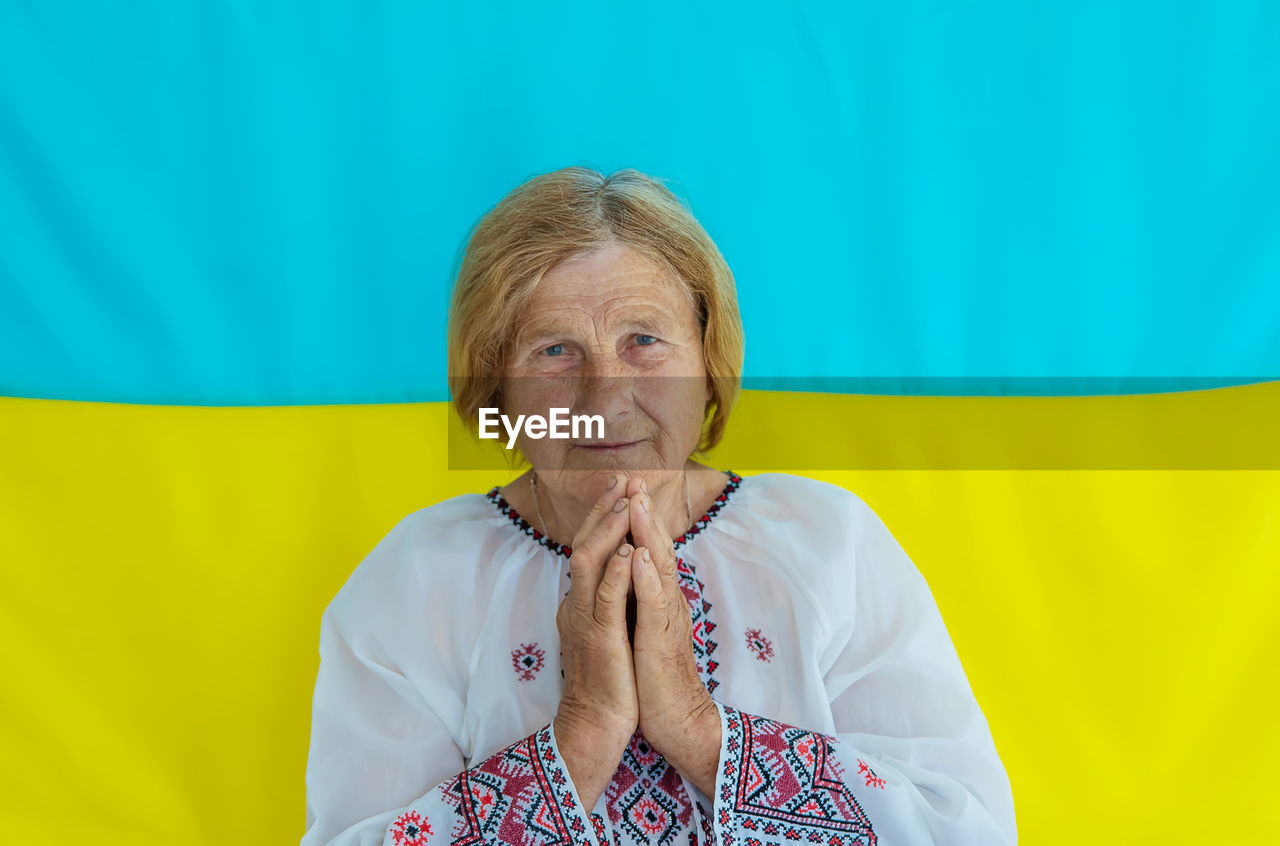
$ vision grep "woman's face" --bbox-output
[501,240,710,499]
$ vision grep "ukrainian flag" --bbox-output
[2,3,1277,844]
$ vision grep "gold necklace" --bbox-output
[529,471,692,546]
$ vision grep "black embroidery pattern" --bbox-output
[745,627,774,663]
[511,642,546,681]
[434,723,594,846]
[485,471,744,561]
[677,555,720,694]
[483,470,746,846]
[717,706,877,846]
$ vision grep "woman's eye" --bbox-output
[635,334,657,346]
[542,343,564,357]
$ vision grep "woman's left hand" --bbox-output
[626,478,722,795]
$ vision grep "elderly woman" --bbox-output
[302,167,1016,846]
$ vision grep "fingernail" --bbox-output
[640,478,648,493]
[641,547,652,562]
[613,497,629,513]
[608,475,617,489]
[642,495,651,512]
[618,543,632,557]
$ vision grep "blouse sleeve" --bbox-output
[301,514,603,846]
[699,486,1017,846]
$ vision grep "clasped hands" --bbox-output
[554,473,721,792]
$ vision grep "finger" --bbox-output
[568,512,632,615]
[630,547,669,633]
[628,492,679,587]
[593,542,634,628]
[623,475,646,500]
[566,476,633,609]
[628,500,687,633]
[570,472,631,550]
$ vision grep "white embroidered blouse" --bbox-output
[301,471,1017,846]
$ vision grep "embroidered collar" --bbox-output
[486,470,744,560]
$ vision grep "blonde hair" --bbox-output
[447,166,744,454]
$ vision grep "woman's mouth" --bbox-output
[574,439,643,451]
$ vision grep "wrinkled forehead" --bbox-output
[516,248,698,336]
[515,305,676,346]
[532,243,688,302]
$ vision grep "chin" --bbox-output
[540,451,668,489]
[562,446,663,473]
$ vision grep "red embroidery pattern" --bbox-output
[744,627,774,662]
[511,642,546,681]
[485,490,574,558]
[390,810,432,844]
[434,723,594,846]
[672,471,743,551]
[588,811,608,845]
[604,728,694,846]
[857,759,885,790]
[486,471,743,563]
[717,705,877,846]
[695,798,714,845]
[677,555,720,694]
[481,471,744,846]
[598,549,724,846]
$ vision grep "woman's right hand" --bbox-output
[553,474,638,803]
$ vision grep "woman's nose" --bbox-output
[581,352,630,381]
[575,355,634,417]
